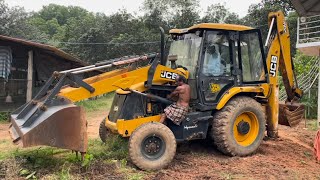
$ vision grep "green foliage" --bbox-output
[88,136,128,160]
[76,93,114,113]
[293,52,319,119]
[202,3,241,24]
[58,164,72,180]
[294,51,316,76]
[128,173,144,180]
[0,112,9,122]
[306,119,318,131]
[1,136,129,178]
[242,0,297,55]
[0,0,301,65]
[81,154,94,169]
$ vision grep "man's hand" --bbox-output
[167,86,183,100]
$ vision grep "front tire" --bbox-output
[99,118,110,143]
[211,96,266,156]
[129,122,176,170]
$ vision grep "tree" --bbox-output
[0,0,47,41]
[242,0,298,54]
[169,0,200,28]
[202,3,241,24]
[35,4,89,25]
[142,0,200,29]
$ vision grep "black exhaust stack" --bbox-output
[160,27,165,65]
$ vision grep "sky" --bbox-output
[5,0,262,18]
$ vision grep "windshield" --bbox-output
[166,33,202,78]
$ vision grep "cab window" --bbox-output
[240,32,266,82]
[202,31,231,76]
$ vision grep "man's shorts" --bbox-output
[164,103,189,125]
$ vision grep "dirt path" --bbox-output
[86,111,109,139]
[0,123,10,140]
[278,127,314,151]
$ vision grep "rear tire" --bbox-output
[99,118,110,143]
[129,122,176,170]
[211,96,266,156]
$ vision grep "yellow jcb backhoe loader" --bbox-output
[9,11,304,170]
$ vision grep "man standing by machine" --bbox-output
[159,75,191,125]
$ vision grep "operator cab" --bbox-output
[167,23,267,111]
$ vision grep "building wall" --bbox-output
[0,41,85,112]
[0,42,29,111]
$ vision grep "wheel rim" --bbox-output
[233,112,259,146]
[141,134,166,160]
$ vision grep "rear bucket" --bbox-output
[278,102,305,127]
[9,102,87,152]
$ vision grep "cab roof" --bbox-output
[169,23,253,34]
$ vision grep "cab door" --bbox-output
[198,30,237,107]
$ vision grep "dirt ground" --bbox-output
[1,113,320,179]
[87,114,320,179]
[0,123,10,140]
[148,125,320,180]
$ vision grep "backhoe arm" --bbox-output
[266,11,303,101]
[265,11,304,137]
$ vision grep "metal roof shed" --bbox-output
[0,35,87,111]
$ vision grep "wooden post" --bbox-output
[26,50,33,102]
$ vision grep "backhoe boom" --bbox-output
[265,11,304,137]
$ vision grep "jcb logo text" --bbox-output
[270,56,278,77]
[160,71,178,80]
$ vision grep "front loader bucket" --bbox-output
[9,99,87,152]
[278,102,305,127]
[8,54,158,152]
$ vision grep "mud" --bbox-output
[148,124,320,180]
[1,115,320,179]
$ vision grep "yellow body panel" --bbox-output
[104,65,190,137]
[169,23,253,34]
[58,66,150,102]
[105,115,161,137]
[60,63,189,101]
[265,31,281,136]
[216,85,269,110]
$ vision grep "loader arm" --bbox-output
[9,54,158,153]
[265,11,304,137]
[58,66,150,102]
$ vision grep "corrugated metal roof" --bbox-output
[0,35,86,66]
[290,0,320,16]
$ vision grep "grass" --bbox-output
[0,112,9,123]
[0,139,18,160]
[76,93,114,113]
[306,119,318,131]
[0,136,131,179]
[0,93,145,179]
